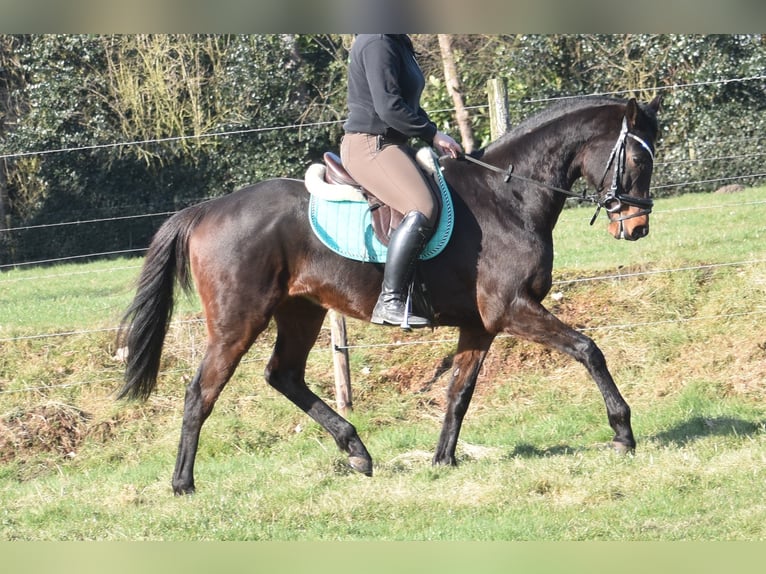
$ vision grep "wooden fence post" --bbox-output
[487,78,510,140]
[329,310,352,416]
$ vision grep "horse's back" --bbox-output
[201,178,307,225]
[187,178,307,249]
[184,177,312,286]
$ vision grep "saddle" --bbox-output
[321,151,441,246]
[308,149,454,325]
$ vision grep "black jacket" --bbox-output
[343,34,437,144]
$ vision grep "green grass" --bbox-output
[553,186,766,271]
[0,258,201,335]
[0,187,765,541]
[1,387,763,541]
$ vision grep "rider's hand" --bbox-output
[432,131,463,158]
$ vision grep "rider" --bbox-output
[341,34,462,328]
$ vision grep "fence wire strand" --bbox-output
[1,75,764,162]
[2,73,765,395]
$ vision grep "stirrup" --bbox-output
[397,284,430,331]
[400,283,415,330]
[371,285,430,330]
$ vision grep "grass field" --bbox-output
[0,187,764,541]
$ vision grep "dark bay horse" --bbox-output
[118,96,661,494]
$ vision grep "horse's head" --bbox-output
[586,96,661,241]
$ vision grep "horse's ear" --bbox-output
[649,95,662,113]
[625,98,639,128]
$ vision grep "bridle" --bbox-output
[590,116,655,225]
[456,116,655,226]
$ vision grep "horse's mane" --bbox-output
[483,96,640,155]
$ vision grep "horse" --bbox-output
[117,95,661,495]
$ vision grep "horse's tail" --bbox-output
[116,205,205,401]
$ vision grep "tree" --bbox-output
[0,35,28,233]
[421,34,766,194]
[0,34,349,265]
[1,34,765,266]
[437,34,475,153]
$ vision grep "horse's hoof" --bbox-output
[172,482,196,496]
[173,487,196,496]
[348,455,373,476]
[432,454,458,467]
[611,441,635,455]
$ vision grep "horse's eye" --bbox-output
[630,155,647,168]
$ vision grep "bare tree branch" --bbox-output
[437,34,475,153]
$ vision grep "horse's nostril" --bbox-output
[632,225,649,239]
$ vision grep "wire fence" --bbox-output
[0,163,764,236]
[3,308,766,397]
[2,73,765,270]
[1,257,764,345]
[1,193,764,272]
[1,75,765,396]
[2,73,764,163]
[2,263,764,395]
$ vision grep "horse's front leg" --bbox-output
[507,298,635,452]
[267,298,373,476]
[433,327,495,466]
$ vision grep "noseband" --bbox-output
[590,117,655,225]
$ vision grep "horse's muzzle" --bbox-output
[609,209,650,241]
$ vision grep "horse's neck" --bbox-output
[482,131,577,228]
[494,120,590,175]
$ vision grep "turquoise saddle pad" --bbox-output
[308,151,454,263]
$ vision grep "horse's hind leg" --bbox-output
[266,297,373,476]
[433,327,495,466]
[172,316,265,495]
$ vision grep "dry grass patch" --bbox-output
[0,401,90,463]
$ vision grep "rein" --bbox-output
[456,116,655,225]
[459,153,588,201]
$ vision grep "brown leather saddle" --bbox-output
[322,151,441,246]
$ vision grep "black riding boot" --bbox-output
[371,210,433,329]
